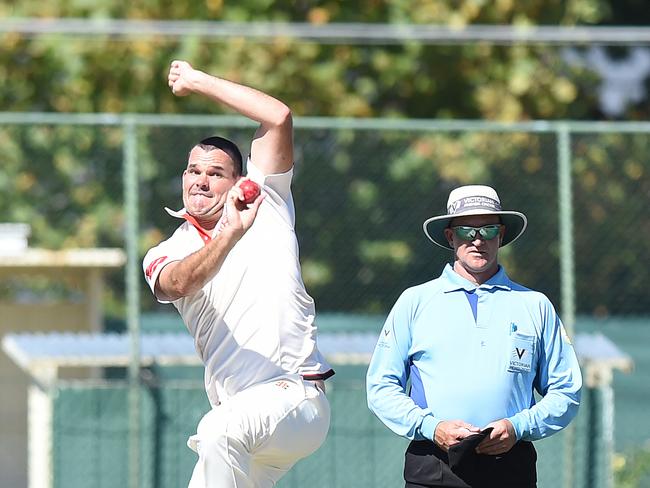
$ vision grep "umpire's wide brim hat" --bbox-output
[423,185,527,250]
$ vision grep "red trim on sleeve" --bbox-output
[145,256,168,279]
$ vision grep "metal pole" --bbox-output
[5,18,650,45]
[557,125,576,488]
[600,382,615,488]
[123,118,141,488]
[557,124,576,332]
[4,111,650,134]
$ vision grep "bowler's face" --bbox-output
[182,147,238,222]
[444,215,504,278]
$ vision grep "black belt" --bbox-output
[301,369,335,381]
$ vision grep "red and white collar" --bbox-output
[165,207,214,244]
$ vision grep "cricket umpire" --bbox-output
[143,60,334,487]
[366,185,582,488]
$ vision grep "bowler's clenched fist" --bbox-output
[168,60,198,97]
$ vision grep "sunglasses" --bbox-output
[451,224,502,241]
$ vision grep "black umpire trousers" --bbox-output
[403,439,537,488]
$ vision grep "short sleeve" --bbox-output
[246,157,293,204]
[142,236,190,303]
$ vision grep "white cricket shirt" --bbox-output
[143,160,334,407]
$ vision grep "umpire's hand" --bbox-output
[434,420,481,452]
[475,419,517,455]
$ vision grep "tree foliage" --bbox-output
[0,1,648,316]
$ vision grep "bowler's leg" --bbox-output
[251,380,331,486]
[187,378,330,488]
[187,407,255,488]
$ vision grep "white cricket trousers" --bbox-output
[187,374,330,488]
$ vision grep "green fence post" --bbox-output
[557,124,576,488]
[557,123,575,334]
[598,383,613,488]
[585,370,616,488]
[123,117,142,488]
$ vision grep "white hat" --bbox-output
[423,185,527,250]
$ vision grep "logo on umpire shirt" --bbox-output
[508,333,534,373]
[377,328,391,349]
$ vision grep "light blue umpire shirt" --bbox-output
[366,264,582,442]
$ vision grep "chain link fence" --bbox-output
[1,114,649,487]
[1,115,648,317]
[49,361,616,488]
[48,369,580,488]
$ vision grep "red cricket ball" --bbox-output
[240,179,261,204]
